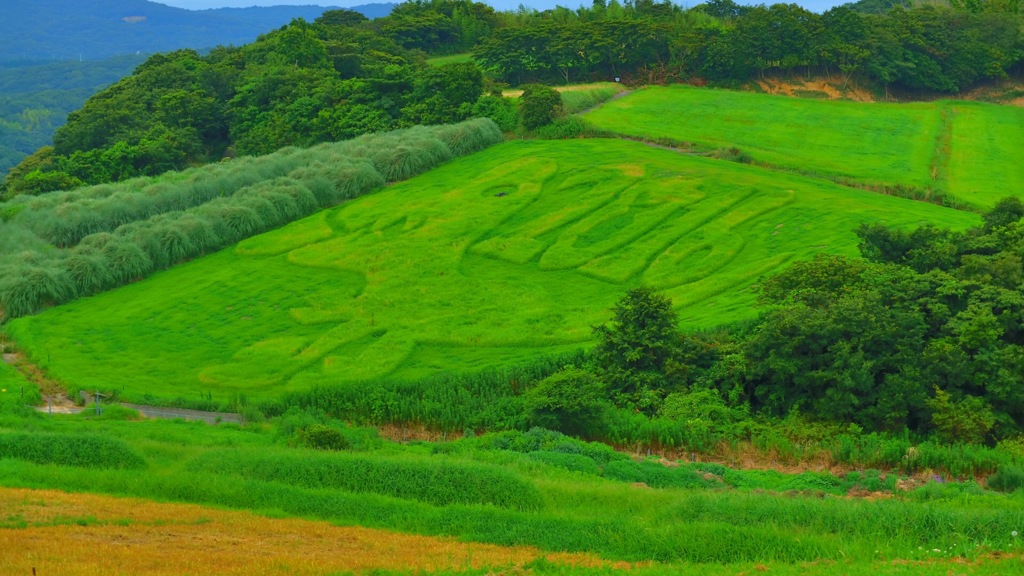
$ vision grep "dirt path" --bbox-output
[577,88,633,115]
[121,403,242,424]
[5,348,240,422]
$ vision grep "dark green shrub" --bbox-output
[471,96,519,132]
[523,366,607,437]
[535,117,607,140]
[520,84,563,130]
[299,424,351,451]
[527,451,602,475]
[987,464,1024,493]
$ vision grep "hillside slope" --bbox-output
[0,0,394,61]
[0,55,146,174]
[584,86,1024,210]
[8,139,979,402]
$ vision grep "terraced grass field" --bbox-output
[583,86,1024,209]
[1,409,1022,576]
[5,487,1022,576]
[8,139,977,402]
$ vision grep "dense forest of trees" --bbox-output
[0,56,146,175]
[534,199,1024,444]
[0,0,395,61]
[2,8,489,198]
[4,0,1022,197]
[475,0,1023,90]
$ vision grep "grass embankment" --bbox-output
[7,139,977,403]
[0,487,611,576]
[1,407,1023,573]
[503,82,625,114]
[583,85,1024,209]
[9,487,1020,576]
[4,488,1021,576]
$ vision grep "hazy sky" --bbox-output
[157,0,850,13]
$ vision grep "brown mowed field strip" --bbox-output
[0,487,622,576]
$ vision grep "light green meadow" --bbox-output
[944,101,1024,207]
[426,53,475,66]
[583,86,1024,209]
[8,139,978,402]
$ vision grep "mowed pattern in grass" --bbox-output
[945,102,1024,207]
[8,140,977,400]
[583,86,1024,208]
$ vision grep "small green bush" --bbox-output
[527,451,602,475]
[520,84,563,130]
[987,464,1024,493]
[299,424,350,451]
[535,117,608,140]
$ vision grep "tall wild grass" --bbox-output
[0,119,503,321]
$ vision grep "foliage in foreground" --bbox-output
[2,408,1024,568]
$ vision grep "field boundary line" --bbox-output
[579,132,979,213]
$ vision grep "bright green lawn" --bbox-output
[8,139,978,402]
[426,53,474,66]
[583,86,1024,209]
[945,101,1024,207]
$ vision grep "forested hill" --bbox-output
[0,0,395,61]
[4,0,1021,198]
[0,56,147,175]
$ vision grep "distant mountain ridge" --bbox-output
[0,0,395,61]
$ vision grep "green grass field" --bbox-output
[583,86,1024,209]
[1,406,1023,574]
[8,139,977,403]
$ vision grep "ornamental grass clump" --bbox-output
[0,261,77,319]
[431,118,503,156]
[64,249,115,295]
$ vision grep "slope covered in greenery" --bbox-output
[0,56,146,174]
[0,0,394,61]
[0,119,502,319]
[0,393,1023,575]
[7,139,977,403]
[583,86,1024,210]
